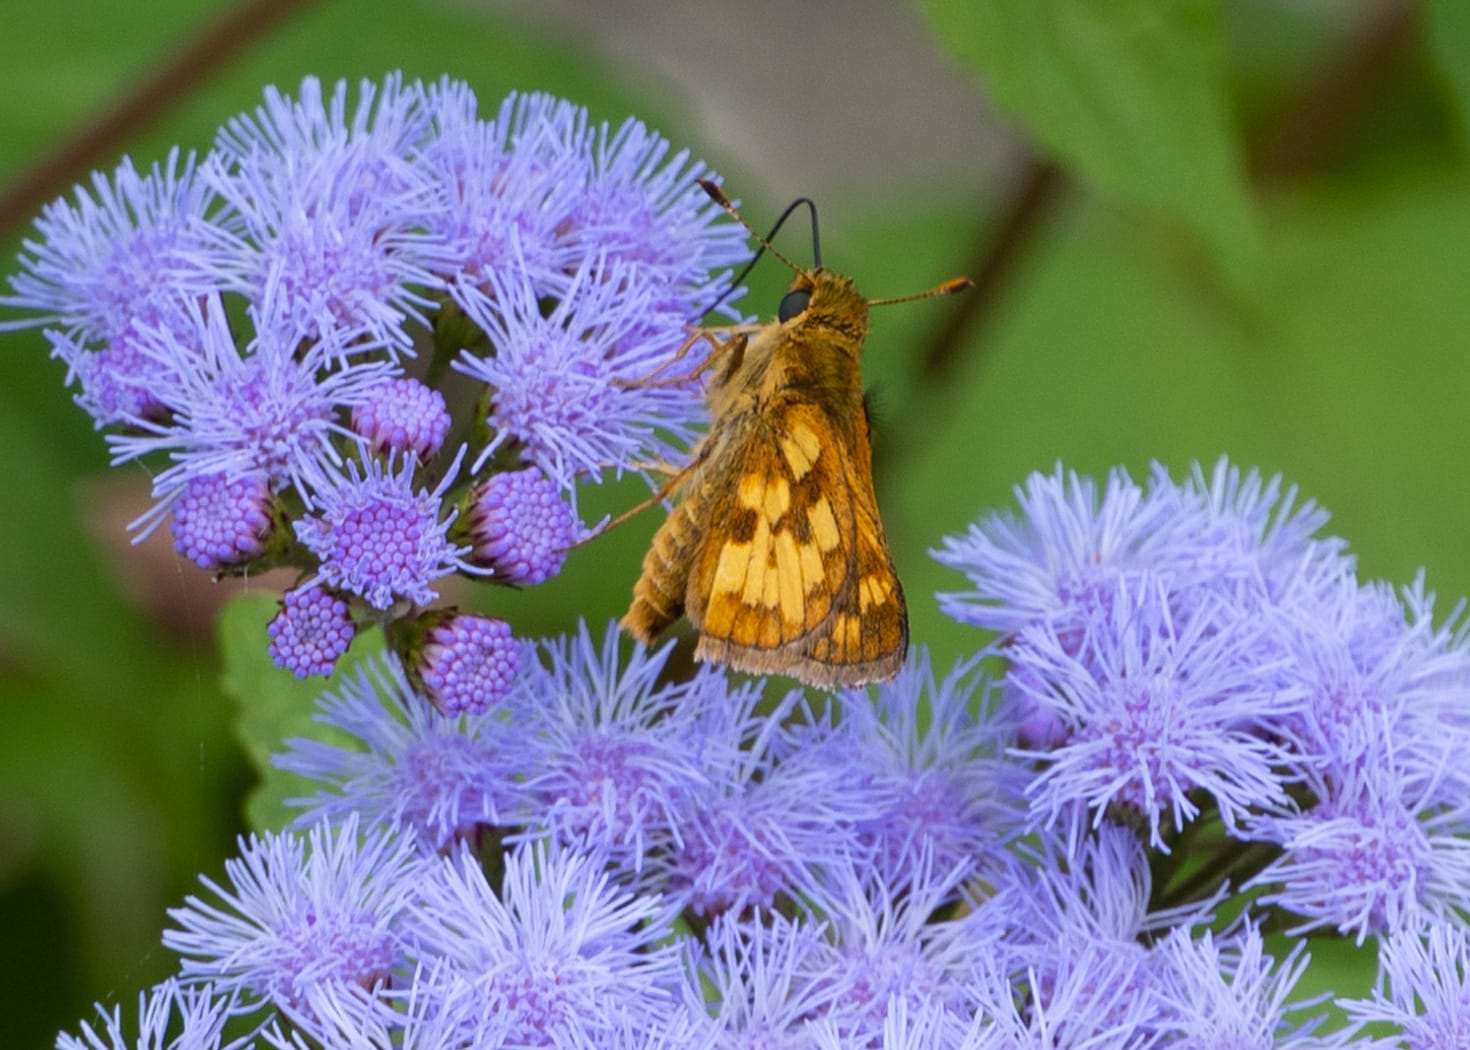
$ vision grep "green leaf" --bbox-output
[920,0,1258,288]
[1423,0,1470,156]
[218,592,378,832]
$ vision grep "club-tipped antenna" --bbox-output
[701,179,820,288]
[867,276,976,307]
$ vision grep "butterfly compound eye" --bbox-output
[778,289,811,322]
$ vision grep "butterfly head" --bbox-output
[777,268,869,341]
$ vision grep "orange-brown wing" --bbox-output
[685,400,907,688]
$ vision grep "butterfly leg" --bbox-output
[615,328,753,389]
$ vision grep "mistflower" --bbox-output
[107,292,394,532]
[566,112,747,312]
[52,323,175,427]
[932,462,1208,642]
[454,254,709,492]
[686,912,840,1047]
[294,448,473,611]
[844,649,1026,884]
[1009,577,1291,852]
[808,999,979,1050]
[418,90,592,300]
[56,979,243,1050]
[267,585,355,679]
[411,840,684,1045]
[1,148,239,346]
[276,655,521,852]
[799,854,986,1044]
[352,377,451,462]
[662,693,884,917]
[465,466,579,585]
[170,471,273,570]
[1151,926,1346,1049]
[417,613,522,716]
[1248,755,1470,942]
[513,621,741,874]
[164,816,426,1028]
[207,75,447,355]
[1340,919,1470,1045]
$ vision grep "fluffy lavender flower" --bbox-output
[1248,751,1470,942]
[566,111,747,313]
[267,584,355,679]
[351,377,451,463]
[686,912,839,1048]
[1182,458,1351,609]
[411,841,683,1045]
[1009,577,1292,852]
[932,463,1209,641]
[844,649,1027,884]
[164,816,426,1028]
[418,90,593,300]
[800,854,987,1044]
[49,323,176,426]
[1340,919,1470,1045]
[417,613,523,716]
[294,448,474,611]
[2,149,239,347]
[659,691,885,917]
[56,980,243,1050]
[454,257,710,492]
[512,621,742,874]
[208,75,447,355]
[107,292,394,533]
[969,939,1163,1050]
[275,654,521,852]
[808,1000,981,1050]
[465,467,579,585]
[1152,925,1348,1049]
[170,471,273,569]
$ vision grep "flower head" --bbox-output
[416,613,523,716]
[267,584,356,679]
[294,448,472,611]
[208,74,447,354]
[56,980,243,1050]
[1009,577,1291,852]
[513,621,740,874]
[2,149,239,346]
[276,655,521,851]
[411,840,683,1045]
[465,466,579,585]
[351,377,451,463]
[164,816,426,1028]
[170,471,274,570]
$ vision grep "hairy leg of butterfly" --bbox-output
[574,450,707,547]
[614,328,754,389]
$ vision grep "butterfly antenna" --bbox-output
[867,276,975,307]
[700,179,818,283]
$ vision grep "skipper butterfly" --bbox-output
[621,181,970,688]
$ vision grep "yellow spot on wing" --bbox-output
[712,542,750,598]
[764,478,790,522]
[810,497,841,552]
[780,423,822,479]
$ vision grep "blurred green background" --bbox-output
[2,0,1466,1041]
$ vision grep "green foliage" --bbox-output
[920,0,1259,289]
[218,593,378,833]
[3,0,1469,1042]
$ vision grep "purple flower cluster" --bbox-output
[4,74,747,699]
[23,74,1470,1050]
[59,458,1470,1045]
